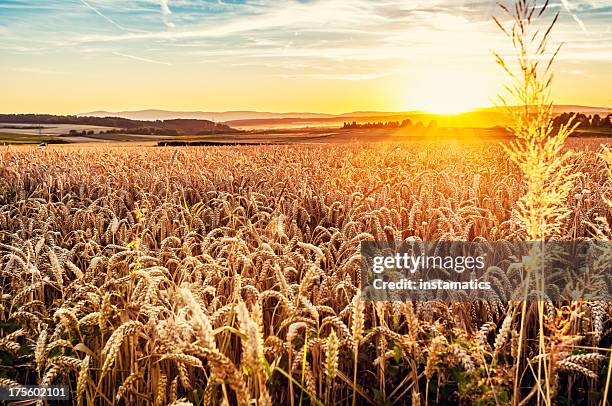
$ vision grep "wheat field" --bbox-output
[0,138,610,405]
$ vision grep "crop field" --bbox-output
[0,123,117,136]
[0,138,610,405]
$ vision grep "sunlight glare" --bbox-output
[406,68,493,115]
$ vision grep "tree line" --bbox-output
[552,112,612,129]
[342,119,436,129]
[342,112,612,131]
[0,114,238,135]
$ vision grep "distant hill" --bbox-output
[226,111,505,129]
[81,110,335,122]
[0,114,238,135]
[79,105,611,129]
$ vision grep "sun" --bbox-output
[405,68,493,115]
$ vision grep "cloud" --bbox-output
[111,51,171,65]
[67,0,607,76]
[160,0,171,16]
[160,0,175,28]
[75,0,390,43]
[281,71,394,81]
[3,0,610,77]
[12,67,64,75]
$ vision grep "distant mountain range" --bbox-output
[80,109,339,121]
[81,105,611,129]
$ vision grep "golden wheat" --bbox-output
[0,136,609,405]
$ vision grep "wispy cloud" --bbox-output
[65,0,608,66]
[12,67,64,75]
[282,71,394,81]
[75,0,390,43]
[159,0,175,28]
[111,51,171,65]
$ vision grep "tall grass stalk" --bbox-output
[494,1,580,404]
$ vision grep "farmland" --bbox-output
[0,138,610,405]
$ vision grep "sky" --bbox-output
[0,0,611,115]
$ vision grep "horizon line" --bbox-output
[2,104,611,118]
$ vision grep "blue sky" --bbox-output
[1,0,610,113]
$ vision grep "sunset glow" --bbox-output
[405,68,496,114]
[0,0,610,114]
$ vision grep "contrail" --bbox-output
[79,0,128,31]
[559,0,588,34]
[112,51,172,66]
